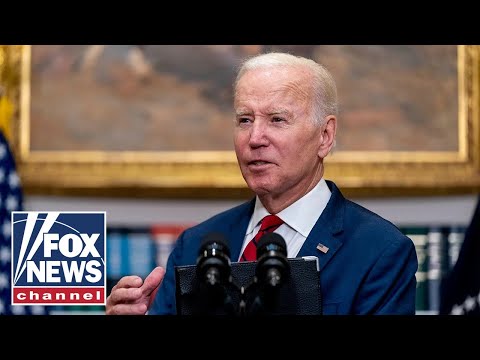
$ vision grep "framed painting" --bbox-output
[0,45,479,198]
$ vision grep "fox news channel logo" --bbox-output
[11,211,106,306]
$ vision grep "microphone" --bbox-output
[255,232,290,288]
[196,232,231,288]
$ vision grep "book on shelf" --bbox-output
[151,224,191,269]
[106,229,127,280]
[128,231,157,278]
[426,226,448,313]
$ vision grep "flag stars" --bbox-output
[2,220,10,238]
[451,304,464,315]
[450,293,480,315]
[31,305,47,315]
[0,168,4,184]
[464,296,477,312]
[0,272,8,290]
[11,305,26,315]
[5,195,18,211]
[0,245,10,264]
[8,171,20,188]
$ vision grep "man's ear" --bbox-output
[317,115,337,159]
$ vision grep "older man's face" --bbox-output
[233,66,325,199]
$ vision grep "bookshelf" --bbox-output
[399,225,466,315]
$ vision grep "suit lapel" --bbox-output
[228,198,256,261]
[297,180,345,271]
[226,181,346,268]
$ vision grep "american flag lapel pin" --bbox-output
[316,243,329,254]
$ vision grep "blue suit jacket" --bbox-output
[149,180,418,315]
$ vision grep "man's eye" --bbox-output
[238,117,251,124]
[272,117,285,122]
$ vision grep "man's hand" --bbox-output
[105,267,166,315]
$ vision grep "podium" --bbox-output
[175,256,322,315]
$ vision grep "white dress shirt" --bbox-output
[238,178,332,260]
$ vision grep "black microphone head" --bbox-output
[255,232,289,289]
[257,232,287,259]
[199,232,231,258]
[197,232,231,287]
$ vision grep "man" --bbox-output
[106,52,418,315]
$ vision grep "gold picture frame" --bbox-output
[1,45,479,199]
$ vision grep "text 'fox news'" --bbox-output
[11,212,106,306]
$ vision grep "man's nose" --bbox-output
[249,122,270,148]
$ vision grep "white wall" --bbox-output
[24,194,479,228]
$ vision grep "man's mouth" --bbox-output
[248,160,272,166]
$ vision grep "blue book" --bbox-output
[128,231,156,278]
[106,230,125,279]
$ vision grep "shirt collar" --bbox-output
[247,178,332,237]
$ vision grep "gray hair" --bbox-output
[234,52,338,126]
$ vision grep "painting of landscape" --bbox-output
[29,45,458,152]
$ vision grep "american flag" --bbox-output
[316,243,329,254]
[0,130,49,315]
[439,196,480,315]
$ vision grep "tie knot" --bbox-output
[239,214,284,262]
[259,214,284,232]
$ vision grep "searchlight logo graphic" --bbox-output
[11,212,106,306]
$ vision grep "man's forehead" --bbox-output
[237,67,310,95]
[235,107,292,116]
[235,83,310,110]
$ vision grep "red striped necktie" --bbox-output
[240,214,284,262]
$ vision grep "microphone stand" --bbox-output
[238,277,266,316]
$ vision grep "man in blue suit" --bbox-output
[106,52,418,315]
